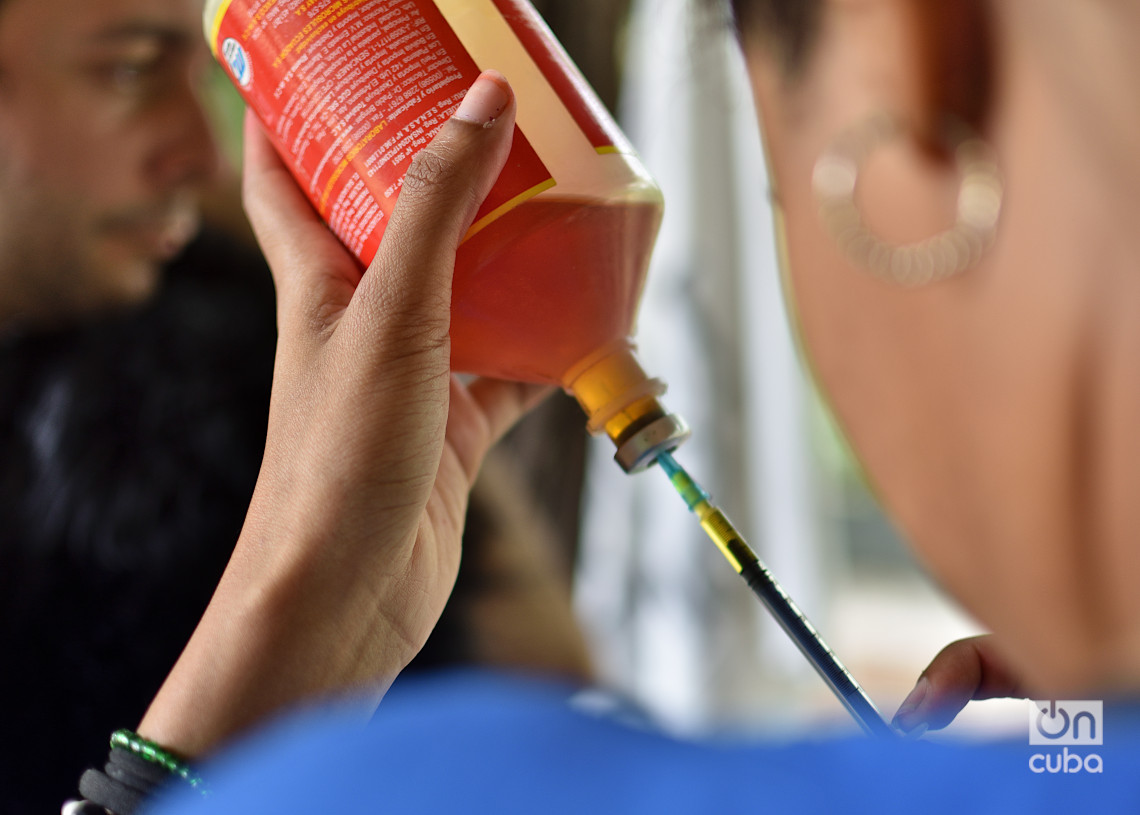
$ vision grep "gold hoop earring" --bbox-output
[812,112,1004,287]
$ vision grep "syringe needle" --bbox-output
[655,450,896,738]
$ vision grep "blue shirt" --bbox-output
[149,670,1140,814]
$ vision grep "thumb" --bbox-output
[892,635,1024,736]
[347,70,516,353]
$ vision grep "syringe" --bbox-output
[655,450,897,739]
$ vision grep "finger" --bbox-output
[241,111,345,275]
[893,635,1024,735]
[468,379,553,445]
[241,110,313,231]
[447,378,552,483]
[349,71,516,348]
[241,111,364,338]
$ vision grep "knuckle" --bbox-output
[373,318,451,376]
[359,271,451,346]
[390,297,452,345]
[401,145,458,197]
[240,182,264,227]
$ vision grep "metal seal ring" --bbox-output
[614,414,691,473]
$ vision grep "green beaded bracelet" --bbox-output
[110,729,208,793]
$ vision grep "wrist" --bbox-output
[136,531,414,758]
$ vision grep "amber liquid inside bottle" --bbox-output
[452,196,661,384]
[437,0,664,386]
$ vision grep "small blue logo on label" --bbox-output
[222,38,253,88]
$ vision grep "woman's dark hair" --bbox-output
[730,0,993,131]
[729,0,822,72]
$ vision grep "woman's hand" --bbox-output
[892,634,1026,736]
[138,72,548,757]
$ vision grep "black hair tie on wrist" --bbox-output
[71,730,207,815]
[78,747,167,815]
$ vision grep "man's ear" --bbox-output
[911,0,996,154]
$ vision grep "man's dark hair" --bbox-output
[730,0,822,72]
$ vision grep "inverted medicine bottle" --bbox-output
[205,0,689,469]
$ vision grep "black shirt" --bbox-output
[0,229,277,814]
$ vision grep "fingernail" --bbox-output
[452,70,511,128]
[902,722,929,741]
[891,676,930,735]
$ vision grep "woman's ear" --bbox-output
[741,0,1004,270]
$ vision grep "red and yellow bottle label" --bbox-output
[208,0,554,265]
[487,0,626,154]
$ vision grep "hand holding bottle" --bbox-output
[136,73,549,758]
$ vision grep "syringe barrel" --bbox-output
[739,558,895,738]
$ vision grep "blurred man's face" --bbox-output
[0,0,218,329]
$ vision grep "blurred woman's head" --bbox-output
[729,0,1140,696]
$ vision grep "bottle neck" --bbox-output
[563,340,689,473]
